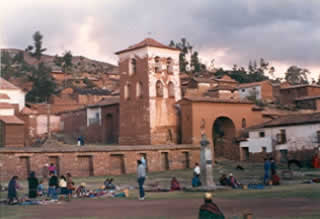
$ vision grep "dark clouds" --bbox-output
[1,0,320,74]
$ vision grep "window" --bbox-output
[156,80,163,97]
[242,118,246,128]
[242,89,245,92]
[155,56,161,73]
[262,147,267,153]
[166,57,173,74]
[129,58,136,75]
[136,81,143,98]
[124,83,131,100]
[280,129,287,144]
[259,131,265,137]
[168,81,175,98]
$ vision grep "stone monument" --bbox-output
[200,133,216,189]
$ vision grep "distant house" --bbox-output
[0,77,25,147]
[238,80,274,102]
[60,97,120,144]
[240,112,320,163]
[279,84,320,105]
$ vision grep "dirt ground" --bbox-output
[4,196,319,219]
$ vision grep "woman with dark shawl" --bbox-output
[28,171,39,198]
[8,176,20,204]
[199,193,225,219]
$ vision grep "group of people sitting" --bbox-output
[219,173,241,188]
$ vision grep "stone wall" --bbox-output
[0,145,200,180]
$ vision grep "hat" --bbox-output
[80,182,86,187]
[204,192,212,200]
[229,173,233,177]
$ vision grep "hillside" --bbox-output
[1,48,118,75]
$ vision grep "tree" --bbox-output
[26,63,56,102]
[54,51,73,73]
[25,32,57,102]
[26,31,46,60]
[285,65,310,85]
[190,51,201,73]
[169,38,193,73]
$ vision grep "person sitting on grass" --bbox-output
[76,182,88,198]
[104,178,116,190]
[199,192,225,219]
[219,174,229,186]
[228,173,240,189]
[170,177,181,191]
[271,173,280,185]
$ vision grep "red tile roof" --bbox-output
[237,80,271,89]
[0,102,15,109]
[0,93,10,99]
[88,97,120,108]
[21,107,37,115]
[0,77,20,90]
[179,96,253,104]
[0,116,24,124]
[115,38,180,54]
[280,84,320,90]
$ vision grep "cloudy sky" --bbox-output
[1,0,320,79]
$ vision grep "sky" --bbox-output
[1,0,320,80]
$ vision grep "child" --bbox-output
[37,179,45,196]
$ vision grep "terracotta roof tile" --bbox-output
[0,77,20,90]
[21,107,37,115]
[115,38,180,54]
[237,80,271,89]
[0,93,10,99]
[179,96,253,104]
[88,97,120,108]
[0,102,15,109]
[0,116,24,124]
[280,84,320,90]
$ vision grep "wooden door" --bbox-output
[20,157,31,178]
[161,152,169,171]
[78,156,94,176]
[110,154,125,175]
[182,152,190,168]
[105,114,114,144]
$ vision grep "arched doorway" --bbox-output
[212,116,236,159]
[105,114,114,144]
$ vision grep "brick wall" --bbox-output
[3,123,25,147]
[0,145,200,180]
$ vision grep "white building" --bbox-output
[240,112,320,161]
[0,77,25,111]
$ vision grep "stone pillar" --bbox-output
[200,134,216,188]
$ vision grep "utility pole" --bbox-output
[47,102,51,139]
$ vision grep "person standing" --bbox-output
[199,193,225,219]
[264,158,271,185]
[48,171,59,199]
[8,176,20,204]
[66,173,74,201]
[194,163,200,177]
[137,160,146,200]
[27,171,39,198]
[48,163,57,175]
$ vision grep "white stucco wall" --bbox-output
[1,89,25,111]
[241,123,320,153]
[87,107,101,126]
[0,108,15,116]
[238,86,261,100]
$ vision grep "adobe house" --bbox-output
[240,112,320,164]
[178,97,267,160]
[204,85,239,99]
[237,80,274,102]
[279,84,320,105]
[60,97,120,144]
[0,116,24,147]
[115,38,182,145]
